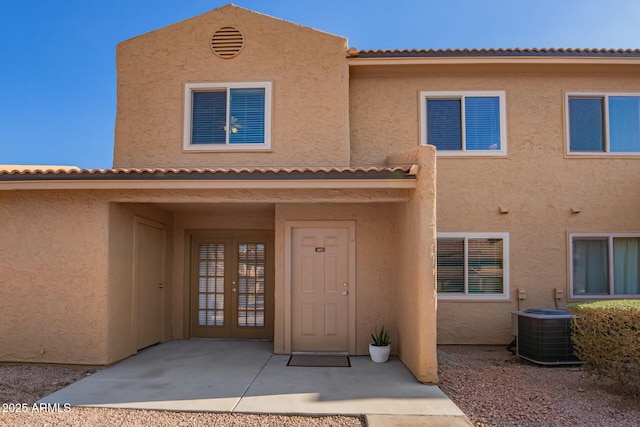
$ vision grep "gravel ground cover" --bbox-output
[2,347,639,426]
[0,407,363,427]
[438,345,640,427]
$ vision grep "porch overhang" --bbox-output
[0,166,417,191]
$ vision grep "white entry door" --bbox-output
[291,227,351,352]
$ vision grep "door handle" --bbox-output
[158,283,164,289]
[232,288,237,292]
[343,290,348,296]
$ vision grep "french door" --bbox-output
[190,232,273,339]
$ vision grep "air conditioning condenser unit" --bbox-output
[512,308,582,365]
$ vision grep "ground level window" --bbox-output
[437,233,509,300]
[571,234,640,297]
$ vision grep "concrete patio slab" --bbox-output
[39,340,273,411]
[39,340,468,422]
[235,354,462,416]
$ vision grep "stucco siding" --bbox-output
[166,200,408,356]
[351,64,640,344]
[106,203,134,363]
[0,191,110,364]
[395,146,438,383]
[106,203,173,364]
[171,206,275,339]
[273,203,400,355]
[114,5,350,168]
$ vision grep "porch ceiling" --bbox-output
[151,202,275,214]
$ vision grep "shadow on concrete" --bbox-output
[39,340,464,416]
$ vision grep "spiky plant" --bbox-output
[370,326,391,346]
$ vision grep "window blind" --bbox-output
[427,99,462,150]
[609,96,640,152]
[437,238,465,293]
[465,97,500,151]
[229,88,265,144]
[192,91,227,144]
[467,238,503,294]
[569,98,604,151]
[198,243,226,326]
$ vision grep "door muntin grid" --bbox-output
[237,243,265,327]
[197,243,225,326]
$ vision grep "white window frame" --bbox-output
[565,92,640,156]
[437,232,510,301]
[183,82,272,151]
[569,233,640,299]
[420,91,507,157]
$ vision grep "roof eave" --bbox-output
[0,179,416,191]
[347,56,640,66]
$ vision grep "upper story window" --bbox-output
[183,82,272,151]
[420,91,507,156]
[570,234,640,299]
[437,232,510,300]
[567,93,640,155]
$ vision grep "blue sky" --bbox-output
[2,0,639,169]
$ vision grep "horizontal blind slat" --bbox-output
[192,91,227,144]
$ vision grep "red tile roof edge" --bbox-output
[353,47,640,58]
[0,166,415,180]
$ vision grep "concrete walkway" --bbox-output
[39,340,471,426]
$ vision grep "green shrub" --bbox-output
[568,300,640,396]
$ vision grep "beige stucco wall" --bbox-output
[273,203,400,355]
[106,203,134,363]
[351,63,640,344]
[114,5,350,168]
[395,146,438,383]
[170,205,275,339]
[122,193,410,355]
[0,182,422,365]
[132,192,412,353]
[0,190,178,365]
[106,203,173,364]
[0,191,110,364]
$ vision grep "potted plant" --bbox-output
[369,326,391,363]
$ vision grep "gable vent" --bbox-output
[211,27,244,59]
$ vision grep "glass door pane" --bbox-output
[236,243,265,328]
[197,243,225,326]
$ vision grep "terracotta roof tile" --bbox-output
[0,166,415,181]
[352,48,640,59]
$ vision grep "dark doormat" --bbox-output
[287,355,350,367]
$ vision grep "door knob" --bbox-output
[232,288,237,292]
[158,283,164,289]
[343,290,348,296]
